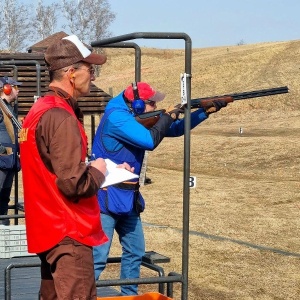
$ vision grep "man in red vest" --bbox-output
[20,35,115,299]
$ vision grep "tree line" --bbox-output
[0,0,116,52]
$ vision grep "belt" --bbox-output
[101,181,139,191]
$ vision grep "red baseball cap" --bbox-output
[124,82,165,102]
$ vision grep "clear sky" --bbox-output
[34,0,300,49]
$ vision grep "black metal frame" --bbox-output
[90,41,141,142]
[3,255,176,300]
[0,60,41,97]
[91,32,192,300]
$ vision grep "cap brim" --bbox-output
[82,52,107,65]
[150,91,165,102]
[7,79,22,86]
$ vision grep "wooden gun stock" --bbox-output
[135,109,166,129]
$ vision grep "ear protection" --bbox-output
[131,82,145,115]
[2,76,12,95]
[3,84,12,95]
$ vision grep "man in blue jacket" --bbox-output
[0,77,22,225]
[92,82,227,295]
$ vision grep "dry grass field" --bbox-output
[91,40,300,300]
[14,39,300,299]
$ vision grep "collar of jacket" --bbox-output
[47,87,83,124]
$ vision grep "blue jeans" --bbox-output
[93,211,145,295]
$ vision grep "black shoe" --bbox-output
[0,219,10,226]
[145,177,152,184]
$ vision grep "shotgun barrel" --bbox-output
[191,86,289,108]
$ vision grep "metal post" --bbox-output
[0,60,41,97]
[97,42,141,82]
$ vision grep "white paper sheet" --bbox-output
[100,159,139,188]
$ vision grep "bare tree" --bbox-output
[35,0,60,40]
[61,0,115,76]
[61,0,79,36]
[0,0,34,52]
[87,0,115,42]
[61,0,115,44]
[0,0,116,53]
[237,39,246,46]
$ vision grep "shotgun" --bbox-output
[135,86,289,129]
[135,109,166,129]
[0,98,22,130]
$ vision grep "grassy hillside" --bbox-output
[95,39,300,112]
[93,40,300,299]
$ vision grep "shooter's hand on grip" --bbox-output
[166,104,185,120]
[201,100,228,115]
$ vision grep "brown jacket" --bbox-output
[35,88,104,200]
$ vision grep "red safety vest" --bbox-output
[20,95,107,253]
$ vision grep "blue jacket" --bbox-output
[0,101,16,145]
[92,92,208,215]
[0,101,20,170]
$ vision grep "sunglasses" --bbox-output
[144,100,156,107]
[12,85,18,90]
[75,67,95,75]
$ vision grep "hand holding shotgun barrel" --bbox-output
[135,86,289,128]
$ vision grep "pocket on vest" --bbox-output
[0,153,20,171]
[105,185,145,216]
[106,187,134,215]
